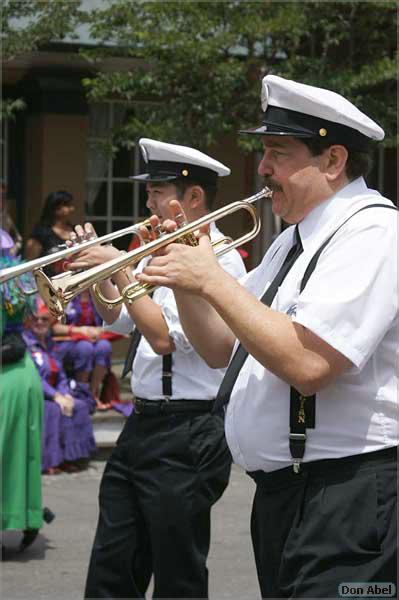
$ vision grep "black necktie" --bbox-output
[213,226,303,413]
[121,327,142,379]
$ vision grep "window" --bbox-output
[86,102,148,250]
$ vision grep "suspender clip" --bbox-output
[289,433,306,474]
[289,433,307,442]
[293,461,301,474]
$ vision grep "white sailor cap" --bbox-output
[240,75,385,150]
[130,138,231,185]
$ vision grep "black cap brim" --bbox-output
[129,160,219,185]
[238,105,370,150]
[239,124,313,137]
[129,173,178,183]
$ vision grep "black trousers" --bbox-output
[84,410,231,599]
[249,447,397,598]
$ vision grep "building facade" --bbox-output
[2,44,397,269]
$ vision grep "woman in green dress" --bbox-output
[0,228,44,551]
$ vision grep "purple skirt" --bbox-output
[42,398,96,470]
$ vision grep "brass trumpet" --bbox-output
[0,219,152,287]
[33,187,272,319]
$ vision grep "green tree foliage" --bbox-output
[1,0,85,119]
[82,0,397,150]
[2,0,84,61]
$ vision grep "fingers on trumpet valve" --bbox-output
[174,212,187,227]
[146,215,165,239]
[65,223,97,250]
[73,223,97,243]
[83,222,97,240]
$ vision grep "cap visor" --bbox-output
[129,173,178,182]
[239,124,314,137]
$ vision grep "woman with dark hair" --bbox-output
[25,190,75,275]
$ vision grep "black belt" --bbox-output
[247,446,397,488]
[134,397,215,416]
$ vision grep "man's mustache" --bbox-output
[263,178,283,192]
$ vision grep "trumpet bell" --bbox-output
[34,270,68,320]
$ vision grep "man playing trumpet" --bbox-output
[137,77,398,598]
[68,139,246,599]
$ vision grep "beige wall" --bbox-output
[24,115,44,233]
[211,133,255,228]
[211,133,254,206]
[210,134,260,268]
[21,118,261,267]
[24,114,88,236]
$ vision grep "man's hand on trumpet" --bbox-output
[136,200,224,298]
[67,223,121,271]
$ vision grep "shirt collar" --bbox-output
[297,177,379,250]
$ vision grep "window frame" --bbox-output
[85,102,146,237]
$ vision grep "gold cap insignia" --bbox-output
[319,128,327,137]
[182,169,189,176]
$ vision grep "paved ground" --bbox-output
[1,462,259,600]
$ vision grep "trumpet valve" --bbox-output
[175,232,199,247]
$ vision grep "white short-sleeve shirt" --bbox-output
[106,223,246,399]
[224,177,398,473]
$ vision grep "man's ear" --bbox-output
[185,185,204,209]
[324,145,348,181]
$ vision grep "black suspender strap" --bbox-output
[162,353,173,397]
[121,287,174,397]
[121,292,154,380]
[213,226,303,414]
[289,389,316,473]
[121,327,142,379]
[122,329,173,396]
[289,202,397,472]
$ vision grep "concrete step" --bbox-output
[92,408,130,449]
[92,359,132,452]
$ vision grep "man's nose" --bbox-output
[258,152,272,177]
[146,197,154,211]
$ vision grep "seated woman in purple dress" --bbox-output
[51,291,113,410]
[23,300,96,474]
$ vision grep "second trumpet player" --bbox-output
[76,138,247,600]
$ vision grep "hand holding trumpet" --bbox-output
[66,223,121,271]
[137,200,223,297]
